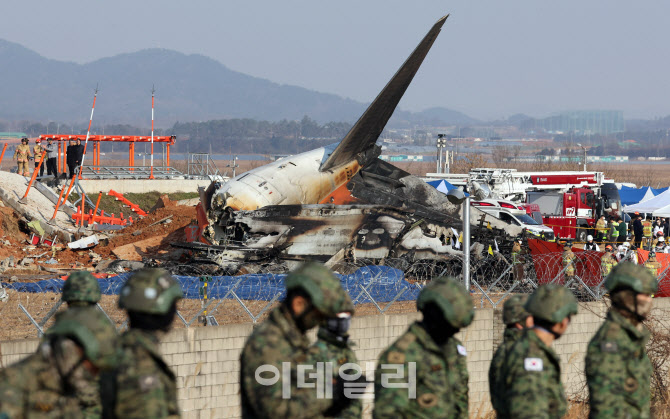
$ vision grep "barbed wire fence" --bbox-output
[2,251,668,340]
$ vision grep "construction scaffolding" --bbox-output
[80,165,184,180]
[37,134,176,179]
[186,153,222,178]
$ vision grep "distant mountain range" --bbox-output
[0,39,478,127]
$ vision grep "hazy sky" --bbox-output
[3,1,669,120]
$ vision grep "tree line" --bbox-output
[0,117,353,155]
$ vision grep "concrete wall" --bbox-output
[79,179,212,194]
[2,299,669,418]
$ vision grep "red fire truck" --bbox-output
[427,168,622,241]
[526,183,621,241]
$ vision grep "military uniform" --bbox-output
[309,327,362,419]
[586,262,657,418]
[13,140,33,176]
[102,268,182,419]
[489,295,529,418]
[374,277,473,419]
[111,329,179,418]
[240,262,353,419]
[0,307,118,418]
[503,329,566,419]
[0,342,85,418]
[586,310,651,418]
[501,284,578,419]
[242,305,333,418]
[374,323,468,418]
[57,271,106,417]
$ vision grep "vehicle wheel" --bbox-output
[577,229,587,242]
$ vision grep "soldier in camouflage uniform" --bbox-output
[60,270,106,416]
[489,294,532,417]
[512,239,525,282]
[502,284,578,419]
[586,263,657,418]
[63,270,101,308]
[102,268,183,418]
[0,306,119,418]
[240,262,355,418]
[374,277,473,419]
[309,293,361,419]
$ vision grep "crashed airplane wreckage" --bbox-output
[177,15,525,270]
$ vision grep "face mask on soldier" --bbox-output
[325,312,352,336]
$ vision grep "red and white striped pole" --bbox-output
[149,86,155,179]
[76,86,98,180]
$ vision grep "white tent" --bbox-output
[640,187,656,203]
[624,188,670,213]
[654,204,670,217]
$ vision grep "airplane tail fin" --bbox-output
[319,14,449,172]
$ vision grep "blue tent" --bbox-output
[426,179,459,194]
[618,185,655,207]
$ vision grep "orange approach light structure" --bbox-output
[38,134,176,176]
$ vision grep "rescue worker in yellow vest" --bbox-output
[596,216,608,243]
[601,244,617,280]
[642,218,653,250]
[644,251,662,280]
[33,139,45,178]
[12,137,33,176]
[562,241,576,282]
[512,239,524,282]
[610,218,620,244]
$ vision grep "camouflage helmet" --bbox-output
[604,262,658,295]
[525,284,578,324]
[284,262,352,318]
[46,306,119,370]
[503,294,530,326]
[62,271,101,304]
[417,277,474,329]
[118,268,183,315]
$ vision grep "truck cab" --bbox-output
[470,199,555,241]
[527,186,620,241]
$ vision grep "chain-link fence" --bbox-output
[2,251,667,340]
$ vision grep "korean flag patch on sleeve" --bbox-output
[457,344,467,356]
[524,358,543,371]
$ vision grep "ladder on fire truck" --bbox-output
[425,168,608,201]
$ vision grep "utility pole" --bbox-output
[577,143,587,172]
[437,134,446,174]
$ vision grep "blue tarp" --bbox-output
[426,179,465,195]
[652,187,670,195]
[2,266,422,303]
[619,185,653,207]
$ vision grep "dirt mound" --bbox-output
[96,201,197,260]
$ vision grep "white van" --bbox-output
[471,199,555,241]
